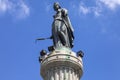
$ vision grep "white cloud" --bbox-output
[79,3,90,15]
[16,1,30,19]
[0,0,12,13]
[93,1,103,16]
[78,2,102,17]
[78,0,120,17]
[94,9,101,16]
[100,0,120,10]
[0,0,30,19]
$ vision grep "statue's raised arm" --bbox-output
[52,2,74,49]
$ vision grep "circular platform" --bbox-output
[40,48,83,80]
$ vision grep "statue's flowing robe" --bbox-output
[63,14,74,48]
[52,8,74,49]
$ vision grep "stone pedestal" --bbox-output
[40,48,83,80]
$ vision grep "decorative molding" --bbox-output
[40,50,83,80]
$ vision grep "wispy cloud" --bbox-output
[78,0,120,17]
[78,1,102,17]
[0,0,12,13]
[99,0,120,10]
[79,3,90,15]
[0,0,30,19]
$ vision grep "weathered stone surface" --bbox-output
[40,48,83,80]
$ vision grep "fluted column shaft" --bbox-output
[46,66,79,80]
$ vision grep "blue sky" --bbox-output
[0,0,120,80]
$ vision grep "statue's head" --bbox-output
[53,2,61,11]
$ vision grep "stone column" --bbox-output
[40,48,83,80]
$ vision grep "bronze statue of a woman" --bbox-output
[51,2,74,49]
